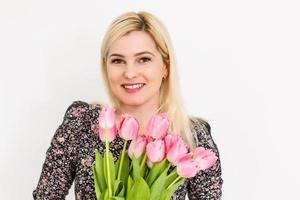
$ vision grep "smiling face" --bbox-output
[106,31,168,109]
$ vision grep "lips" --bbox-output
[121,83,145,93]
[121,83,146,89]
[121,83,146,86]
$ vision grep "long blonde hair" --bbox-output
[98,11,197,149]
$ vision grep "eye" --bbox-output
[110,58,125,64]
[139,57,151,63]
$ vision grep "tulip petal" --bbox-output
[119,114,139,141]
[146,139,166,163]
[99,106,116,129]
[177,158,199,178]
[128,136,147,159]
[194,147,218,170]
[146,113,169,139]
[166,137,188,166]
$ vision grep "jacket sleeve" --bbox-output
[187,118,223,200]
[33,101,88,199]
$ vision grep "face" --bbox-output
[106,31,168,109]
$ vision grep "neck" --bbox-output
[116,100,160,135]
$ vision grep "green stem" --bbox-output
[166,162,172,172]
[105,128,112,197]
[140,152,147,167]
[117,140,127,180]
[168,168,177,177]
[129,162,132,172]
[167,176,182,190]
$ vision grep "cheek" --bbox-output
[107,69,121,84]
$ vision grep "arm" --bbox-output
[187,118,223,200]
[33,101,88,199]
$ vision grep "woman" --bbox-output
[33,11,223,199]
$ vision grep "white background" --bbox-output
[1,0,300,199]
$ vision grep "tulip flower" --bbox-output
[99,106,116,129]
[146,139,166,163]
[98,106,117,142]
[164,133,180,152]
[176,153,199,178]
[97,106,117,197]
[165,135,188,166]
[146,159,154,168]
[98,126,118,142]
[119,114,139,141]
[145,113,169,139]
[194,147,218,170]
[128,135,147,159]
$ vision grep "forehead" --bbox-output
[108,31,158,56]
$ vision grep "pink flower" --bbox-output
[99,126,117,142]
[145,113,170,139]
[176,153,199,178]
[194,147,218,170]
[128,135,147,159]
[99,106,116,129]
[146,139,166,163]
[164,133,180,152]
[147,159,153,168]
[165,134,188,165]
[98,106,117,142]
[119,114,139,141]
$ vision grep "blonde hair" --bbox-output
[99,11,197,149]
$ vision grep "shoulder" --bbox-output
[63,100,103,122]
[189,116,211,135]
[189,116,219,155]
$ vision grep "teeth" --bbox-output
[123,84,144,89]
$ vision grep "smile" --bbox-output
[121,83,145,93]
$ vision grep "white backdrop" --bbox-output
[1,0,299,199]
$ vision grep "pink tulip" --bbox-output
[146,139,166,163]
[147,159,154,168]
[98,106,117,142]
[166,135,188,165]
[176,153,199,178]
[98,126,118,142]
[145,113,169,139]
[119,114,139,141]
[99,106,116,129]
[194,147,218,170]
[164,133,180,152]
[128,135,147,159]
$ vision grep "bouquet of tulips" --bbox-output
[92,106,217,200]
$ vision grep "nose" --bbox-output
[123,64,138,79]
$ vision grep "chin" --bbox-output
[121,100,144,106]
[118,96,146,106]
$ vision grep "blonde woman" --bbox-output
[33,11,223,199]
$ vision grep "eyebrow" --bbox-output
[109,51,155,58]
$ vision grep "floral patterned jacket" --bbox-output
[33,101,223,199]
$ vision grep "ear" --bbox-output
[163,63,168,78]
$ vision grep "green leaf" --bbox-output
[158,190,167,200]
[103,151,116,195]
[119,153,130,188]
[164,177,185,200]
[94,150,107,193]
[149,168,168,200]
[164,169,178,188]
[110,197,125,200]
[140,158,148,178]
[113,180,125,197]
[146,158,168,187]
[92,164,102,199]
[131,155,142,181]
[100,188,109,200]
[126,175,134,199]
[127,178,150,200]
